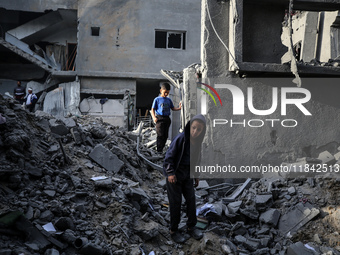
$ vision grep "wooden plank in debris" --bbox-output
[222,178,251,202]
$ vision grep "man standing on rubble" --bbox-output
[13,81,26,104]
[24,87,38,112]
[151,82,182,154]
[163,114,206,243]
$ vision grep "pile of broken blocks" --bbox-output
[1,94,340,254]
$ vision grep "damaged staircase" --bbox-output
[0,10,68,73]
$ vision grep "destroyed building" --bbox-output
[3,0,340,255]
[0,0,200,133]
[196,0,340,170]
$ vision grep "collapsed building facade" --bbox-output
[194,0,340,172]
[0,0,200,134]
[3,0,340,255]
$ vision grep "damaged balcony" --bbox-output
[229,0,340,77]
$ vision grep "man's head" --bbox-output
[28,87,33,94]
[17,81,21,86]
[190,119,205,141]
[160,82,171,98]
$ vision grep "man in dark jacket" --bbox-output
[163,114,206,243]
[13,81,25,104]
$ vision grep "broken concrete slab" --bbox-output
[259,209,280,227]
[278,202,320,237]
[127,187,150,202]
[49,119,69,136]
[286,241,319,255]
[240,206,259,220]
[288,186,296,195]
[93,179,112,189]
[89,144,124,173]
[90,126,107,139]
[70,175,82,188]
[196,180,209,189]
[157,179,166,189]
[255,194,273,211]
[223,178,251,202]
[56,116,76,129]
[227,201,242,214]
[43,87,65,117]
[134,220,159,241]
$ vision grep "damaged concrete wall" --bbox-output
[281,11,338,63]
[42,82,80,117]
[59,81,81,116]
[202,77,340,170]
[76,0,200,77]
[80,78,136,95]
[43,87,65,117]
[201,0,230,77]
[183,67,199,124]
[319,11,339,61]
[200,0,340,171]
[243,3,287,64]
[79,98,125,127]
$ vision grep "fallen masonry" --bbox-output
[1,95,340,254]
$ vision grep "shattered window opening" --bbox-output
[155,30,186,50]
[91,27,100,36]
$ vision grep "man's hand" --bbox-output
[168,175,177,184]
[178,102,182,109]
[194,178,199,188]
[153,117,158,123]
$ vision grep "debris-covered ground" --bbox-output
[1,94,340,255]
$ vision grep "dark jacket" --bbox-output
[14,86,25,99]
[163,114,206,177]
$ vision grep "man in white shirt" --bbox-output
[25,87,38,112]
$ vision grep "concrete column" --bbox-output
[301,12,319,62]
[201,0,231,77]
[183,67,197,124]
[229,0,243,67]
[59,81,81,117]
[43,87,65,117]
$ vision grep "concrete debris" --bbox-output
[89,144,124,173]
[1,95,340,254]
[259,208,281,226]
[278,202,320,236]
[222,178,252,202]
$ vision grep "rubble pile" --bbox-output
[0,95,169,255]
[1,94,340,255]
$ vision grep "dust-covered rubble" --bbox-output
[1,94,340,255]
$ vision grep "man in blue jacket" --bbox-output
[163,114,206,244]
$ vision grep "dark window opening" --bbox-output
[155,30,186,50]
[67,43,77,71]
[168,33,182,49]
[91,27,100,36]
[155,31,167,48]
[294,41,302,61]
